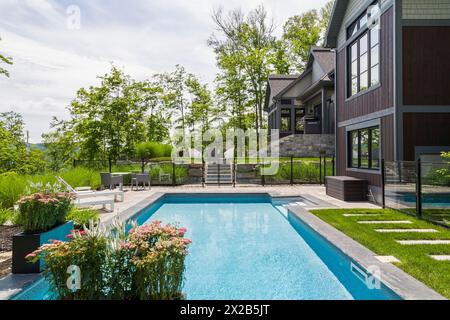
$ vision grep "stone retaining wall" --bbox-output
[279,134,335,157]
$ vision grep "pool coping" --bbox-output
[288,206,447,301]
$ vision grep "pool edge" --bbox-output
[287,206,447,301]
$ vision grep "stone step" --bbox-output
[375,256,401,263]
[375,229,438,233]
[358,220,413,224]
[397,240,450,245]
[430,255,450,261]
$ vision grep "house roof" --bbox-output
[309,47,335,79]
[324,0,348,48]
[265,75,299,110]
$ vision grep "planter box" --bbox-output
[12,221,74,274]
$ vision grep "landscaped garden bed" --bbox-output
[310,208,450,299]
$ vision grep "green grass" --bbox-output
[310,208,450,299]
[0,206,14,225]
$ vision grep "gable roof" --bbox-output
[265,75,299,110]
[324,0,348,48]
[310,47,335,77]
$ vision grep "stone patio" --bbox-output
[97,185,380,223]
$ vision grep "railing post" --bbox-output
[324,157,327,180]
[172,162,176,186]
[202,161,205,188]
[319,156,322,185]
[109,157,112,173]
[381,159,386,209]
[332,155,335,176]
[290,156,294,186]
[416,159,422,218]
[261,160,266,187]
[141,158,145,174]
[218,162,220,187]
[233,161,236,188]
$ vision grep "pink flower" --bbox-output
[182,238,192,245]
[25,253,36,259]
[178,228,187,236]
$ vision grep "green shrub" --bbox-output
[16,192,73,233]
[0,206,14,225]
[66,208,100,228]
[60,167,101,190]
[136,142,171,159]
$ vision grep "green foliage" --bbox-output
[0,37,13,78]
[0,206,13,225]
[282,1,332,73]
[60,167,101,190]
[16,192,73,233]
[0,112,46,175]
[66,208,100,228]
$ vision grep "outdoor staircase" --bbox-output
[205,163,233,186]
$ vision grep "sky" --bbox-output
[0,0,329,143]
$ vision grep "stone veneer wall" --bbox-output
[279,134,335,157]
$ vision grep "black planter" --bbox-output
[12,221,74,274]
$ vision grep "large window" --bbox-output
[295,108,305,134]
[347,3,380,97]
[280,109,291,132]
[348,126,380,170]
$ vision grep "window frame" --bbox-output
[294,108,305,134]
[348,126,380,171]
[346,1,381,98]
[280,108,292,133]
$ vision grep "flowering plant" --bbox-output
[17,191,74,233]
[26,219,191,300]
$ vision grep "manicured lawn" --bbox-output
[310,208,450,299]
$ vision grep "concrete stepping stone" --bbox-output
[375,256,400,263]
[375,229,438,233]
[430,255,450,261]
[358,220,412,224]
[397,240,450,245]
[343,214,381,217]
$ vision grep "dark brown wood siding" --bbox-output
[336,114,394,187]
[336,7,394,123]
[403,113,450,161]
[403,27,450,106]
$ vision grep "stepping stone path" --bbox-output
[358,220,412,224]
[430,255,450,261]
[397,240,450,245]
[375,229,438,233]
[375,256,400,263]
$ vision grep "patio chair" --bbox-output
[101,173,123,191]
[57,177,124,202]
[76,196,115,212]
[131,172,151,191]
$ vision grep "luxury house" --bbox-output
[264,47,336,157]
[324,0,450,202]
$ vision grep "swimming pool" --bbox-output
[12,194,400,300]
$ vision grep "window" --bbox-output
[295,108,305,134]
[347,2,380,97]
[280,109,291,132]
[348,126,380,170]
[281,99,292,105]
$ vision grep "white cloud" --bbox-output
[0,0,329,143]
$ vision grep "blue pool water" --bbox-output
[12,194,400,300]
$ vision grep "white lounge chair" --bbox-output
[76,196,115,212]
[57,177,124,202]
